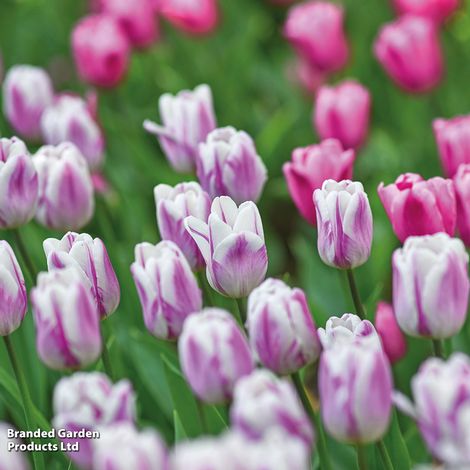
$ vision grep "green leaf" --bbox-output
[382,410,412,470]
[173,410,188,442]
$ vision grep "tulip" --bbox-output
[283,1,349,74]
[231,369,314,447]
[131,241,202,340]
[92,423,168,470]
[144,84,216,173]
[319,339,393,444]
[454,164,470,246]
[32,143,95,231]
[394,353,470,466]
[2,65,54,140]
[313,180,373,269]
[185,196,268,298]
[179,308,254,403]
[0,137,38,229]
[393,0,459,24]
[53,372,135,469]
[283,139,355,224]
[392,233,469,339]
[160,0,219,35]
[97,0,159,48]
[313,81,371,150]
[197,127,267,204]
[31,268,102,370]
[374,302,407,364]
[0,423,30,470]
[154,182,211,270]
[246,278,321,375]
[378,172,456,242]
[0,241,27,336]
[433,115,470,178]
[40,94,105,170]
[72,14,131,88]
[44,232,120,318]
[374,15,443,93]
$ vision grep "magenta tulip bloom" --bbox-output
[247,278,320,375]
[197,127,267,204]
[185,197,268,298]
[283,139,355,225]
[33,143,95,231]
[144,84,216,173]
[2,65,54,140]
[179,308,254,403]
[374,15,443,93]
[378,172,456,242]
[434,115,470,178]
[72,14,130,88]
[393,0,459,24]
[0,241,27,336]
[131,241,202,340]
[313,81,371,150]
[44,232,120,318]
[454,164,470,246]
[0,137,38,229]
[314,180,373,269]
[393,233,469,339]
[0,423,30,470]
[283,1,349,74]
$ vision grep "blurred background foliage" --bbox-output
[1,0,470,468]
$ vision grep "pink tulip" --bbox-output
[378,173,456,242]
[393,0,459,24]
[453,164,470,247]
[374,302,406,364]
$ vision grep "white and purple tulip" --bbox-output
[131,240,202,340]
[185,196,268,298]
[154,182,211,271]
[247,278,321,375]
[196,126,267,204]
[0,423,30,470]
[393,233,470,339]
[43,232,120,319]
[313,179,373,269]
[178,308,254,403]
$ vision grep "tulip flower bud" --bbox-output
[31,268,102,370]
[374,302,407,364]
[160,0,219,35]
[319,339,393,444]
[0,137,38,229]
[179,308,254,403]
[433,115,470,178]
[72,14,131,88]
[313,81,371,150]
[185,196,268,298]
[53,372,135,469]
[374,15,443,93]
[144,84,216,173]
[131,241,202,340]
[40,94,105,170]
[93,423,168,470]
[283,1,349,74]
[454,164,470,247]
[33,143,95,231]
[394,353,470,466]
[318,313,380,350]
[0,423,30,470]
[2,65,54,140]
[97,0,159,48]
[231,369,314,447]
[44,232,120,318]
[283,139,355,224]
[154,182,211,270]
[0,241,27,336]
[197,127,267,204]
[393,0,459,24]
[247,278,321,375]
[378,173,456,242]
[313,180,373,269]
[393,233,469,339]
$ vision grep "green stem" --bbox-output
[291,372,332,470]
[235,297,246,325]
[101,338,114,380]
[197,271,214,306]
[432,339,444,359]
[12,229,38,284]
[346,269,366,319]
[356,444,368,470]
[196,398,208,433]
[3,336,44,470]
[377,439,395,470]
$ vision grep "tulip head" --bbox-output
[0,423,30,470]
[453,164,470,247]
[393,0,459,24]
